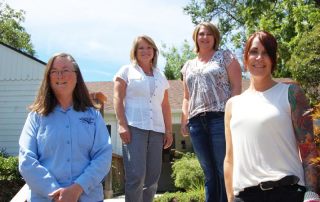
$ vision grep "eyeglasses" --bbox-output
[50,69,76,77]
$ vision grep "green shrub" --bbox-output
[0,156,21,181]
[171,153,204,191]
[154,190,205,202]
[0,148,9,158]
[111,163,124,195]
[155,153,205,202]
[0,155,25,201]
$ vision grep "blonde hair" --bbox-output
[192,22,221,53]
[130,35,159,68]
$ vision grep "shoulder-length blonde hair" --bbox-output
[29,53,96,116]
[192,22,221,53]
[130,35,159,68]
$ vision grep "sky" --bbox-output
[4,0,196,81]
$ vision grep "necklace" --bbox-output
[143,69,153,76]
[137,64,153,76]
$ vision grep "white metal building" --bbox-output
[0,42,45,155]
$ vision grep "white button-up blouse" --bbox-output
[114,64,169,133]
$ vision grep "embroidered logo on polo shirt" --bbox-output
[79,117,94,124]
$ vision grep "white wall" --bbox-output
[0,44,44,155]
[0,80,42,155]
[105,113,123,156]
[107,110,188,156]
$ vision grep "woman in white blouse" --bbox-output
[113,35,173,202]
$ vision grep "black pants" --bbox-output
[234,184,306,202]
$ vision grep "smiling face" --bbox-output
[136,39,154,66]
[49,56,77,100]
[246,37,273,79]
[196,25,215,52]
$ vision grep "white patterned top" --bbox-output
[181,49,236,118]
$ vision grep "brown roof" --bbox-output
[85,80,184,113]
[86,78,294,113]
[86,82,114,113]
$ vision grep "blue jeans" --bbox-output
[188,112,227,202]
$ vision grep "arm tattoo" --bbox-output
[288,84,319,192]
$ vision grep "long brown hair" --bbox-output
[30,53,96,116]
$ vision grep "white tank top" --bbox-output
[230,83,305,195]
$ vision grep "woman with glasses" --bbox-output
[224,31,320,202]
[180,22,242,202]
[19,53,112,202]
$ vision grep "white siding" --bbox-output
[0,44,44,155]
[0,45,44,81]
[107,111,185,156]
[105,114,122,156]
[0,80,43,155]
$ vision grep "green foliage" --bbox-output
[287,23,320,105]
[0,148,9,158]
[154,190,205,202]
[183,0,320,78]
[0,155,25,201]
[0,2,35,55]
[171,153,204,191]
[161,40,196,80]
[0,156,21,181]
[111,162,124,195]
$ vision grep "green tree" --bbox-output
[287,23,320,105]
[0,3,35,55]
[161,40,196,80]
[183,0,320,77]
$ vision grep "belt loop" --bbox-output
[259,183,273,191]
[200,112,206,116]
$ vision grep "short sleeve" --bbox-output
[157,69,170,90]
[113,65,130,83]
[163,75,170,90]
[180,60,191,80]
[223,49,237,69]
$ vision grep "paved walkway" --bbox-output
[104,194,162,201]
[104,195,125,201]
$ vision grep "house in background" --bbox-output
[1,43,117,200]
[86,80,194,191]
[0,42,123,157]
[86,77,295,192]
[0,42,45,155]
[86,80,194,157]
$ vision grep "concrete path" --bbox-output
[104,194,162,201]
[104,195,125,202]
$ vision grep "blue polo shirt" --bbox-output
[19,106,112,202]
